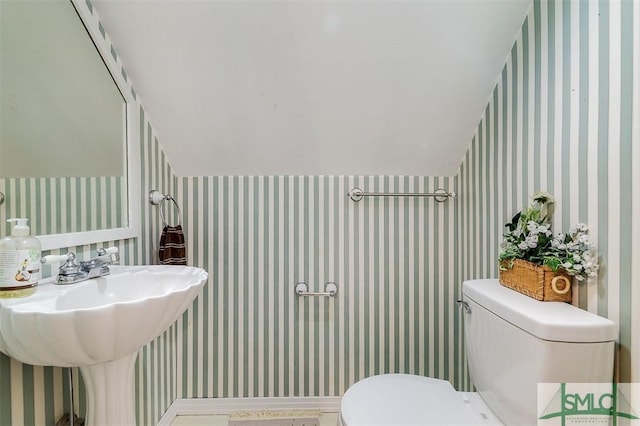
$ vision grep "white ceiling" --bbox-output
[92,0,532,177]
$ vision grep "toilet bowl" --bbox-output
[340,279,618,426]
[340,374,502,425]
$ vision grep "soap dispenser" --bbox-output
[0,218,41,298]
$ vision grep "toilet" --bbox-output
[340,279,617,425]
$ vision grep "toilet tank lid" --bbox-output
[462,279,618,343]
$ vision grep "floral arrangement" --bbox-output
[498,192,598,282]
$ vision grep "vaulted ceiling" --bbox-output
[92,0,532,177]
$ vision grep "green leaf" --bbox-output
[543,257,561,271]
[509,212,521,228]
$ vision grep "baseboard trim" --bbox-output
[158,396,342,426]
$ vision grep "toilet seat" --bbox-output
[340,374,497,425]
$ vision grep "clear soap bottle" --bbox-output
[0,218,41,298]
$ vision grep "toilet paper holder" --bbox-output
[295,282,338,298]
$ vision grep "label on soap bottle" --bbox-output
[0,248,41,287]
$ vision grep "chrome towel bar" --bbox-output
[295,282,338,297]
[348,187,456,202]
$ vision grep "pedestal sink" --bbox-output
[0,265,208,426]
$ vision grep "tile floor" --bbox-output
[171,412,339,426]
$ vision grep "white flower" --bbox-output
[525,234,539,248]
[556,233,566,242]
[518,242,529,250]
[573,254,581,262]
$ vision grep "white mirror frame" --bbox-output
[37,0,140,251]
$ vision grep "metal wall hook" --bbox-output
[149,190,182,227]
[295,282,338,297]
[149,190,166,205]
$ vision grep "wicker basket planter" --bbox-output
[498,259,572,302]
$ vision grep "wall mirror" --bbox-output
[0,0,140,250]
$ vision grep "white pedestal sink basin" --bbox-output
[0,265,208,425]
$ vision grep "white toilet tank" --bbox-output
[463,279,617,426]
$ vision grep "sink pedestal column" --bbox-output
[79,352,138,426]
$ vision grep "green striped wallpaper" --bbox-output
[135,108,180,426]
[175,176,461,399]
[458,0,639,382]
[0,177,126,236]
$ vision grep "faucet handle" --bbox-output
[97,247,119,256]
[41,253,74,265]
[97,247,120,265]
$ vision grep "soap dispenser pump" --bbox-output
[0,218,41,298]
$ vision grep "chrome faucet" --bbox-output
[41,247,120,285]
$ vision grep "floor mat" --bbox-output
[228,410,321,426]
